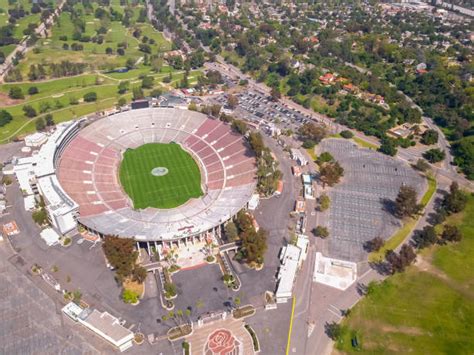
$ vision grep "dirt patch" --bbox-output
[380,324,425,336]
[415,254,474,300]
[123,278,145,297]
[0,92,23,106]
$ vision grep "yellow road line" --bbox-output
[286,296,296,355]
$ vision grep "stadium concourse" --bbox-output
[40,107,257,250]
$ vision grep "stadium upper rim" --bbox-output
[56,107,257,241]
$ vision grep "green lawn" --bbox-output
[119,143,203,209]
[432,194,474,289]
[339,196,474,354]
[352,136,379,150]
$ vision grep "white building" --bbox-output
[62,303,134,352]
[290,148,308,166]
[25,132,48,147]
[275,235,309,303]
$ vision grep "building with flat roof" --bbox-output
[290,148,308,166]
[25,132,48,147]
[275,235,309,303]
[62,303,134,352]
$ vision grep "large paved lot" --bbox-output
[0,247,104,354]
[172,264,235,317]
[318,139,426,261]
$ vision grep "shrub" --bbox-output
[32,208,48,225]
[122,289,139,304]
[23,105,37,118]
[164,282,177,298]
[28,86,39,95]
[313,225,329,238]
[0,110,13,127]
[423,148,445,163]
[340,130,354,139]
[9,87,24,99]
[83,92,97,102]
[35,117,46,131]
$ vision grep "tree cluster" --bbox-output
[102,236,147,283]
[234,211,268,266]
[385,244,416,274]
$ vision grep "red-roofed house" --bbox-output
[319,73,335,85]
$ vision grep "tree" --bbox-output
[0,110,13,127]
[23,105,37,118]
[132,87,144,100]
[319,194,330,211]
[28,86,39,95]
[442,182,467,214]
[414,158,430,172]
[117,97,127,107]
[413,225,438,249]
[270,86,281,101]
[317,152,334,165]
[319,161,344,187]
[340,130,354,139]
[313,225,329,238]
[423,148,445,163]
[102,236,138,282]
[431,207,447,225]
[240,228,267,265]
[365,237,384,252]
[132,266,147,284]
[188,101,198,111]
[231,120,248,135]
[141,76,154,89]
[452,137,474,180]
[32,208,48,225]
[164,282,177,298]
[118,81,129,94]
[227,94,238,109]
[125,58,135,69]
[298,123,327,144]
[302,139,317,149]
[44,113,55,127]
[83,92,97,102]
[385,249,404,273]
[225,221,239,241]
[394,185,422,218]
[35,117,46,131]
[9,87,24,99]
[325,322,342,340]
[399,244,416,266]
[378,137,397,156]
[420,129,438,145]
[150,88,163,97]
[248,132,265,157]
[441,225,462,243]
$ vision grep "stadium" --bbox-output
[34,107,257,245]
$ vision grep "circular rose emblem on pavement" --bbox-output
[205,329,238,355]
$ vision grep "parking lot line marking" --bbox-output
[286,296,296,355]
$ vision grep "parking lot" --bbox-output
[318,139,426,262]
[211,90,313,130]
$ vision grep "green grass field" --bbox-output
[338,195,474,354]
[119,143,203,209]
